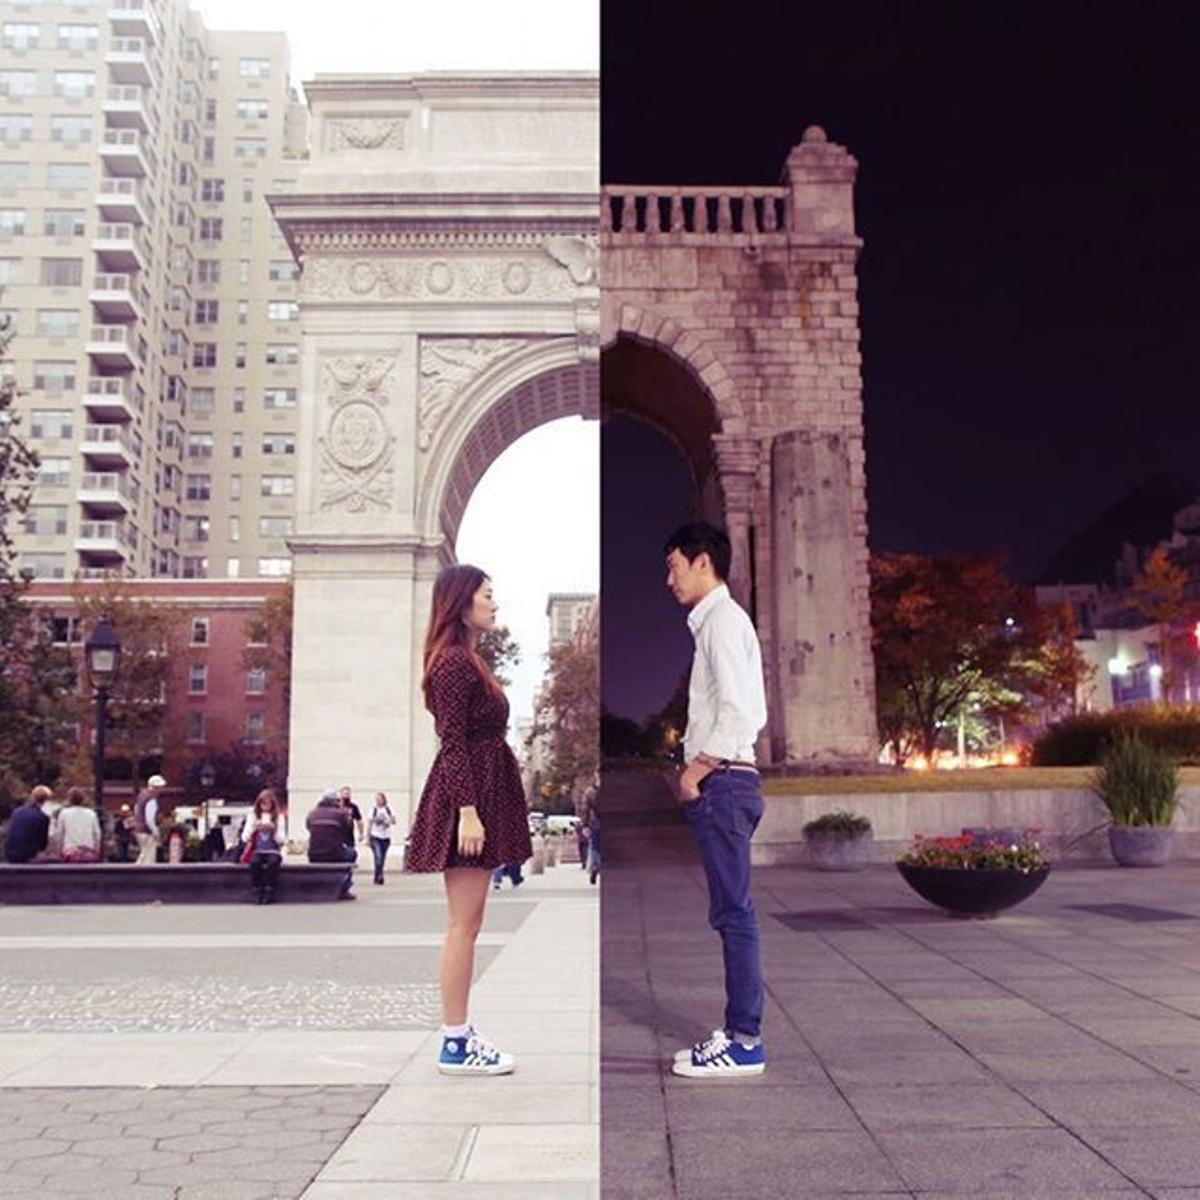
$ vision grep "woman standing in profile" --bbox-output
[406,564,532,1076]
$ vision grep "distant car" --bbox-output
[527,810,547,834]
[547,815,580,835]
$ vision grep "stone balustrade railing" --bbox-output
[602,185,790,239]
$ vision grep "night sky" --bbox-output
[600,0,1200,722]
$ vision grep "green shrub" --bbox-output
[1091,731,1180,827]
[1032,706,1200,766]
[803,810,872,836]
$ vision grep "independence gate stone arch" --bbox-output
[271,74,599,830]
[602,126,878,766]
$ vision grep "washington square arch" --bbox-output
[271,74,876,828]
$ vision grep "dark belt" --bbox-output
[715,759,759,775]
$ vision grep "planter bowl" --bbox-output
[896,863,1051,917]
[1108,825,1175,868]
[805,829,873,871]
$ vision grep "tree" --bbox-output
[1131,545,1197,703]
[530,617,599,795]
[71,579,184,786]
[870,553,1091,762]
[243,578,293,763]
[477,624,520,687]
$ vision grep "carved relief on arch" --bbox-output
[325,114,408,153]
[417,338,525,452]
[317,354,398,514]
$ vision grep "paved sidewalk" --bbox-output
[602,766,1200,1200]
[0,857,598,1198]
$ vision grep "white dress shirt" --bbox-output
[57,805,101,853]
[683,583,767,764]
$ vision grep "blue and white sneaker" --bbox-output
[671,1029,765,1078]
[437,1027,515,1076]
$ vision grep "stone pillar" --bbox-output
[783,125,858,241]
[771,429,877,766]
[713,434,760,611]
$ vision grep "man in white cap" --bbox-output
[133,774,167,866]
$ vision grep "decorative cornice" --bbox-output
[291,225,597,254]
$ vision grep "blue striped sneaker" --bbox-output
[672,1029,765,1078]
[437,1027,515,1076]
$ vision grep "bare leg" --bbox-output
[440,867,491,1026]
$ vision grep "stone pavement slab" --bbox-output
[601,765,1200,1198]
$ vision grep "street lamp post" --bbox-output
[84,614,122,823]
[200,760,216,838]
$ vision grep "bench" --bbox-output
[0,861,351,905]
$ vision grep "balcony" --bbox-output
[89,273,141,321]
[96,176,149,225]
[86,324,140,371]
[81,423,136,468]
[99,127,153,176]
[109,0,161,44]
[106,37,157,87]
[75,519,134,563]
[82,376,137,421]
[78,471,136,514]
[93,220,147,270]
[102,84,153,134]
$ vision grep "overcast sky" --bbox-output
[189,1,600,729]
[191,0,598,85]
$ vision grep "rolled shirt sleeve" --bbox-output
[430,647,480,809]
[698,606,767,762]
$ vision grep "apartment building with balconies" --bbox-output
[0,0,305,583]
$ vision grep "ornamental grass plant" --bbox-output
[802,810,872,836]
[1090,730,1180,827]
[898,830,1046,873]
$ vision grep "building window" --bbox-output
[207,57,219,81]
[184,514,210,542]
[240,216,252,242]
[229,515,240,542]
[29,408,73,439]
[190,388,215,419]
[236,299,248,326]
[20,553,66,580]
[230,474,242,500]
[227,557,240,578]
[0,162,29,188]
[198,217,222,242]
[242,178,254,203]
[198,259,221,284]
[236,98,268,120]
[238,58,270,79]
[39,257,82,286]
[57,24,99,51]
[186,432,213,460]
[49,615,83,645]
[194,299,219,325]
[0,71,37,99]
[32,361,76,392]
[185,473,211,501]
[0,207,25,235]
[43,209,85,237]
[266,300,298,321]
[190,617,209,646]
[260,475,294,498]
[182,556,208,580]
[50,115,92,145]
[0,257,23,284]
[258,515,292,538]
[0,115,33,144]
[269,260,299,282]
[35,310,79,339]
[2,24,41,50]
[234,138,267,160]
[265,344,298,366]
[264,388,296,410]
[246,667,266,694]
[239,259,251,284]
[261,433,295,456]
[257,558,290,578]
[245,711,265,743]
[233,387,246,413]
[193,343,217,368]
[47,163,90,190]
[187,710,205,743]
[201,178,224,202]
[22,505,68,536]
[235,342,246,369]
[188,662,207,694]
[37,457,71,487]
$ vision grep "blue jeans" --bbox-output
[682,769,765,1039]
[370,836,390,881]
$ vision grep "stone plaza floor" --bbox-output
[602,767,1200,1200]
[0,857,599,1199]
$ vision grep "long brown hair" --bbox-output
[422,564,503,710]
[253,788,280,818]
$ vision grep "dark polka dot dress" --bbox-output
[405,645,533,873]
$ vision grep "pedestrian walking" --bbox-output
[490,862,524,889]
[241,788,286,903]
[581,773,600,885]
[57,787,102,863]
[368,792,397,884]
[406,565,532,1076]
[3,786,52,864]
[307,790,357,899]
[132,775,167,865]
[338,785,365,845]
[113,805,134,861]
[664,523,769,1079]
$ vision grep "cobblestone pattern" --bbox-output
[0,1084,384,1199]
[0,980,441,1033]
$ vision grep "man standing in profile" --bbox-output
[133,774,167,866]
[664,522,768,1078]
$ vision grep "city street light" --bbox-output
[84,614,122,820]
[200,760,216,836]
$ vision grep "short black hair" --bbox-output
[663,522,731,581]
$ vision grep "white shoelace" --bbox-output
[466,1028,501,1062]
[694,1030,733,1063]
